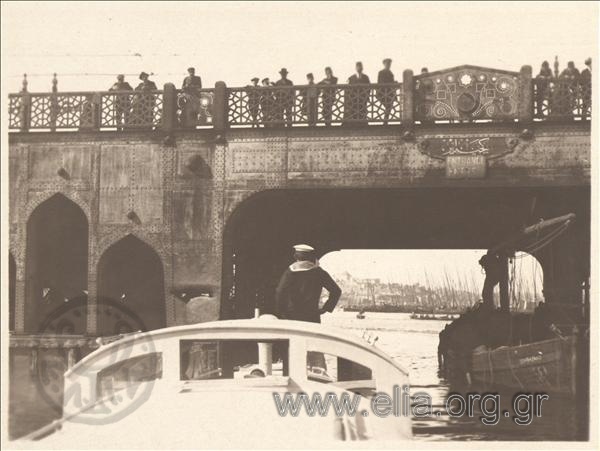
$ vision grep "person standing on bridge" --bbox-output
[344,62,371,125]
[275,244,341,323]
[300,73,318,126]
[109,74,133,130]
[557,61,580,116]
[182,67,202,92]
[535,61,553,117]
[260,77,275,127]
[580,58,591,116]
[415,67,435,122]
[376,58,396,124]
[132,72,158,127]
[181,67,203,128]
[318,67,338,126]
[247,77,261,127]
[274,68,294,127]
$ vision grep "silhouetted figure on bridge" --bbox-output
[415,67,435,122]
[180,67,203,128]
[318,67,338,126]
[274,68,294,126]
[182,67,202,93]
[300,73,318,126]
[132,72,158,128]
[535,61,553,117]
[556,61,580,116]
[376,58,396,124]
[580,58,591,116]
[260,77,275,126]
[247,77,261,127]
[344,62,371,125]
[109,74,133,130]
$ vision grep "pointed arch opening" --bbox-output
[97,235,166,335]
[25,194,89,333]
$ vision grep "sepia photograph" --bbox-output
[1,1,598,448]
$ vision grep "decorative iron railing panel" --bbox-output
[8,94,23,130]
[227,83,403,127]
[8,91,165,131]
[175,89,214,128]
[414,66,521,123]
[100,91,164,129]
[533,78,591,120]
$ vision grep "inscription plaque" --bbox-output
[445,155,487,179]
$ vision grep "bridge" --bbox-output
[7,63,591,337]
[6,61,592,439]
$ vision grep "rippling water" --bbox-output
[323,311,583,441]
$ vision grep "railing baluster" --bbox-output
[402,70,414,126]
[519,65,533,123]
[50,73,58,132]
[20,93,31,132]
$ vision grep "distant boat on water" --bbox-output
[410,312,460,321]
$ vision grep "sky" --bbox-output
[1,2,597,92]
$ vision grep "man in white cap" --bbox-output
[275,244,341,323]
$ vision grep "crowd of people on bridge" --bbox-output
[244,59,400,126]
[103,59,401,128]
[18,57,593,130]
[534,58,591,117]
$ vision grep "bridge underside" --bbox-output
[222,185,590,319]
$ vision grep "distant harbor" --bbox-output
[332,270,538,314]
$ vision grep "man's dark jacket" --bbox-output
[275,261,341,323]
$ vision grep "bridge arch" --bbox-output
[97,234,166,334]
[221,186,589,319]
[25,193,89,333]
[23,190,91,226]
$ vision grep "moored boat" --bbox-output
[438,213,586,395]
[471,335,577,394]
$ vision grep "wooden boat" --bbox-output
[21,316,412,447]
[471,335,577,394]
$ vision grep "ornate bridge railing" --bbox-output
[9,90,165,131]
[533,78,591,120]
[7,65,592,133]
[227,83,403,127]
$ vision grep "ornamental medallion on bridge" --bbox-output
[415,65,520,121]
